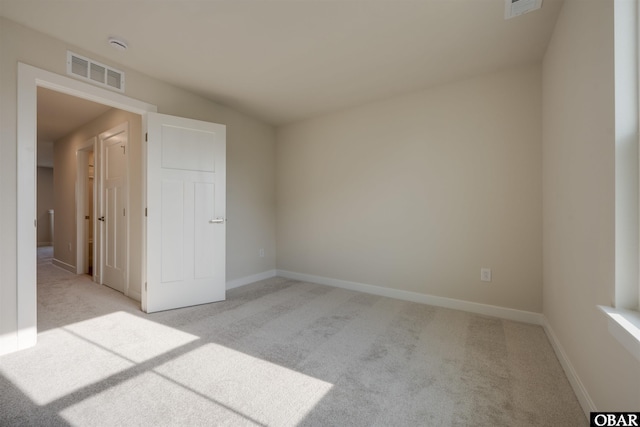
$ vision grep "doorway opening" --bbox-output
[16,62,157,352]
[37,87,138,298]
[16,62,229,354]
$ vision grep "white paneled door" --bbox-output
[99,123,129,294]
[144,113,226,313]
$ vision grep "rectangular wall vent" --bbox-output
[504,0,542,20]
[66,51,125,92]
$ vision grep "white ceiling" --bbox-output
[2,0,563,125]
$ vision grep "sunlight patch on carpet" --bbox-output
[152,343,334,426]
[0,327,134,405]
[62,311,200,363]
[57,342,333,426]
[0,311,199,405]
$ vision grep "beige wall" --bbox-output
[52,108,144,298]
[542,0,639,410]
[0,17,276,351]
[277,64,542,312]
[36,167,54,246]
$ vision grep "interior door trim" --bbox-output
[13,62,156,354]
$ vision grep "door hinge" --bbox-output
[145,207,148,217]
[145,133,148,142]
[145,282,147,291]
[123,208,126,216]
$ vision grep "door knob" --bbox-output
[209,218,225,224]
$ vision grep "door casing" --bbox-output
[14,63,156,353]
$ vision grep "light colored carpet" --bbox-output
[36,245,53,265]
[0,253,587,426]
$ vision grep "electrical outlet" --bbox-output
[259,248,265,258]
[480,268,492,282]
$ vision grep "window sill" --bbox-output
[598,305,640,363]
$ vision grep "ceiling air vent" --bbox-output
[66,51,125,92]
[504,0,542,19]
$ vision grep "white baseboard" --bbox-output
[52,258,76,273]
[276,269,544,325]
[227,270,277,290]
[541,318,596,417]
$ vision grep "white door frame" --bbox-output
[76,137,96,277]
[16,63,156,351]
